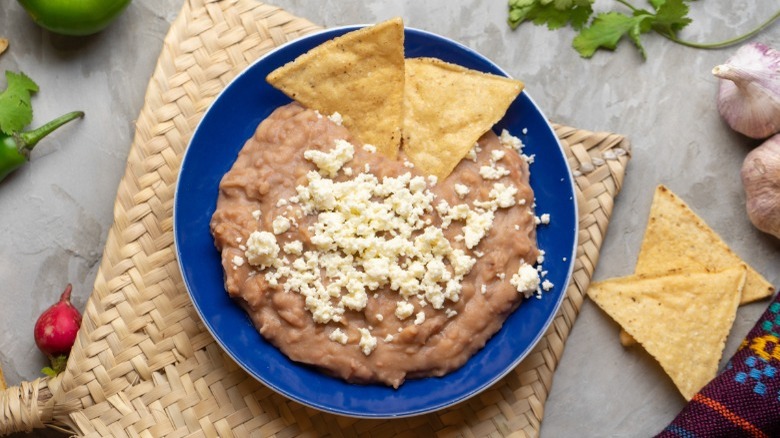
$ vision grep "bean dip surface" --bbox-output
[210,103,541,387]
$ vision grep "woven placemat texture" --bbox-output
[0,0,631,436]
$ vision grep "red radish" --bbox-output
[34,283,82,357]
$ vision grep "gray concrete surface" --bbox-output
[1,0,778,436]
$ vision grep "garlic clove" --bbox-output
[713,42,780,139]
[741,133,780,239]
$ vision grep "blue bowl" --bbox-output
[174,25,577,418]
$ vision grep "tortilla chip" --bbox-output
[619,185,775,347]
[588,265,747,400]
[266,18,405,158]
[402,57,523,180]
[635,185,774,304]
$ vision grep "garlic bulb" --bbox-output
[712,42,780,139]
[741,133,780,239]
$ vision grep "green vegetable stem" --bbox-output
[0,70,84,182]
[0,110,84,182]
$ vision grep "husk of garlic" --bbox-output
[712,42,780,139]
[741,133,780,239]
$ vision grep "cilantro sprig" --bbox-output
[508,0,780,59]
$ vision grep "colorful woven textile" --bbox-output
[657,293,780,438]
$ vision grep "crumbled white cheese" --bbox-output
[511,263,541,297]
[329,328,348,344]
[414,311,426,325]
[384,334,394,342]
[408,175,427,193]
[450,249,476,276]
[303,139,354,177]
[491,149,506,162]
[489,183,518,208]
[362,144,377,153]
[395,301,415,320]
[542,279,554,291]
[252,209,262,220]
[479,165,510,180]
[232,255,244,267]
[328,111,343,125]
[272,216,291,235]
[463,209,495,249]
[499,129,524,151]
[244,231,280,269]
[283,240,303,255]
[358,328,377,355]
[466,147,478,162]
[454,184,470,198]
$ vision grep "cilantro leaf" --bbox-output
[0,71,39,135]
[572,12,654,58]
[509,0,594,31]
[651,0,692,36]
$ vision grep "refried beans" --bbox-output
[210,103,540,387]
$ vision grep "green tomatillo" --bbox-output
[17,0,132,36]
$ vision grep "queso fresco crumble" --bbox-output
[211,104,553,387]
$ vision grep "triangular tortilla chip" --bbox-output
[266,18,405,158]
[402,57,523,180]
[635,185,774,304]
[588,265,747,400]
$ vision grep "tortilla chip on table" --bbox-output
[588,265,747,400]
[635,185,774,304]
[619,185,775,347]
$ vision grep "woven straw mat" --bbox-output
[0,0,631,436]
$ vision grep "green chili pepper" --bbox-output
[17,0,132,36]
[0,111,84,182]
